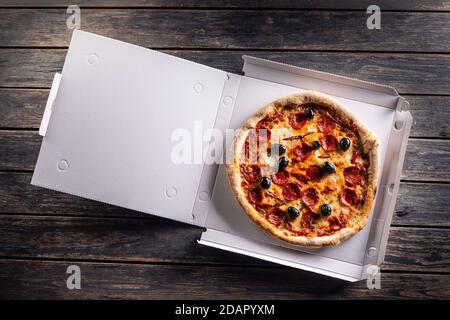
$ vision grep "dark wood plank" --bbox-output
[0,89,47,128]
[1,131,448,181]
[1,10,449,52]
[406,95,450,138]
[384,227,450,272]
[1,0,449,11]
[0,215,448,272]
[0,131,41,171]
[395,182,450,226]
[1,172,448,227]
[0,172,148,219]
[0,49,66,88]
[1,89,448,138]
[0,259,448,299]
[1,50,448,95]
[401,139,450,181]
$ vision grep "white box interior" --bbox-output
[203,76,395,267]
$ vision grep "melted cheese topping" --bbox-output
[239,104,369,237]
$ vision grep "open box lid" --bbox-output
[32,30,412,281]
[32,30,231,226]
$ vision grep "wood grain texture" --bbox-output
[402,139,450,181]
[1,10,449,52]
[1,0,449,11]
[406,95,450,138]
[1,49,449,95]
[0,172,146,219]
[1,131,448,181]
[394,182,450,226]
[0,131,41,171]
[1,89,448,138]
[0,89,47,128]
[0,259,448,299]
[0,3,448,300]
[0,215,448,272]
[1,172,449,227]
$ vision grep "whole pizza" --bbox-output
[226,90,379,246]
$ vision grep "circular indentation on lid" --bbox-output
[387,183,395,195]
[394,120,404,130]
[56,159,69,172]
[222,96,233,106]
[87,53,99,65]
[165,186,178,199]
[198,191,210,202]
[193,82,204,94]
[367,247,377,257]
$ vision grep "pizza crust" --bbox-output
[226,90,380,247]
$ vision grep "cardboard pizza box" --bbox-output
[32,30,412,282]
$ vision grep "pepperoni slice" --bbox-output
[343,166,365,186]
[256,116,269,129]
[256,114,276,131]
[340,188,360,207]
[300,210,314,229]
[292,142,313,161]
[244,133,258,161]
[291,171,310,184]
[248,188,264,204]
[255,203,271,213]
[289,112,307,130]
[339,212,349,228]
[306,165,324,181]
[255,126,271,143]
[320,134,338,152]
[282,183,301,201]
[245,128,271,161]
[317,114,336,134]
[272,170,289,186]
[267,207,284,226]
[328,216,342,231]
[243,137,250,159]
[240,164,262,183]
[301,188,319,206]
[285,222,309,236]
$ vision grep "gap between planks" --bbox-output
[0,6,449,13]
[0,212,448,230]
[0,46,450,55]
[0,256,448,276]
[0,128,447,140]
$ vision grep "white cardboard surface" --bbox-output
[32,30,227,225]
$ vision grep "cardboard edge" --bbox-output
[199,229,363,282]
[374,110,413,266]
[39,73,62,136]
[242,55,400,97]
[191,73,242,227]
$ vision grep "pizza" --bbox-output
[226,90,379,246]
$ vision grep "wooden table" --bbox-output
[0,1,449,299]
